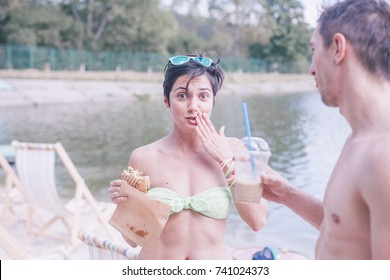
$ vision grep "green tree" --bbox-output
[1,1,78,47]
[0,0,10,43]
[166,12,232,55]
[115,0,176,53]
[61,0,177,52]
[248,0,311,71]
[167,31,204,54]
[208,0,268,57]
[0,0,314,72]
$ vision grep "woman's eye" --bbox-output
[178,93,188,99]
[200,93,210,100]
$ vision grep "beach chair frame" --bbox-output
[0,223,28,259]
[79,230,139,260]
[7,141,116,249]
[0,149,25,224]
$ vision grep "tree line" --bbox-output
[0,0,314,66]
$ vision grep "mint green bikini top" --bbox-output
[147,187,232,220]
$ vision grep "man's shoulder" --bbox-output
[365,133,390,161]
[349,132,390,157]
[356,133,390,196]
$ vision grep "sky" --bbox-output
[301,0,340,27]
[300,0,324,27]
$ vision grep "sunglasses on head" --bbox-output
[169,55,213,67]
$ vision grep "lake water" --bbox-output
[0,90,350,259]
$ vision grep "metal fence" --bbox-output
[0,44,310,73]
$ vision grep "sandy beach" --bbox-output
[0,70,316,107]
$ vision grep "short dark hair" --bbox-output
[163,54,225,106]
[318,0,390,81]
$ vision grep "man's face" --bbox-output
[309,27,339,107]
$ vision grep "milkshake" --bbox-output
[235,179,263,203]
[234,137,271,203]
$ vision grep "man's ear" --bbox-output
[164,96,170,108]
[333,33,347,65]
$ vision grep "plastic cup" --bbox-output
[234,137,271,203]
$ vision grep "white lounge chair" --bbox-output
[79,231,140,260]
[0,147,25,225]
[7,141,116,250]
[0,223,28,259]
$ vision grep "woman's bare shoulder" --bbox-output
[128,138,166,167]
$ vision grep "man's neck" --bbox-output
[339,74,390,134]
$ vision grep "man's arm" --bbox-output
[282,186,324,230]
[360,147,390,259]
[261,167,324,230]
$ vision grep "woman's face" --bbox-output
[164,74,214,131]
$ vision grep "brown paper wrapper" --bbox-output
[109,181,171,251]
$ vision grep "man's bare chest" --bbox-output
[323,144,369,233]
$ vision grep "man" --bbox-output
[261,0,390,259]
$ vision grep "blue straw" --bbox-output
[242,103,256,173]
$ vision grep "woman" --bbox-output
[109,54,267,259]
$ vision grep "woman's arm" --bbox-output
[195,112,268,231]
[234,195,268,231]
